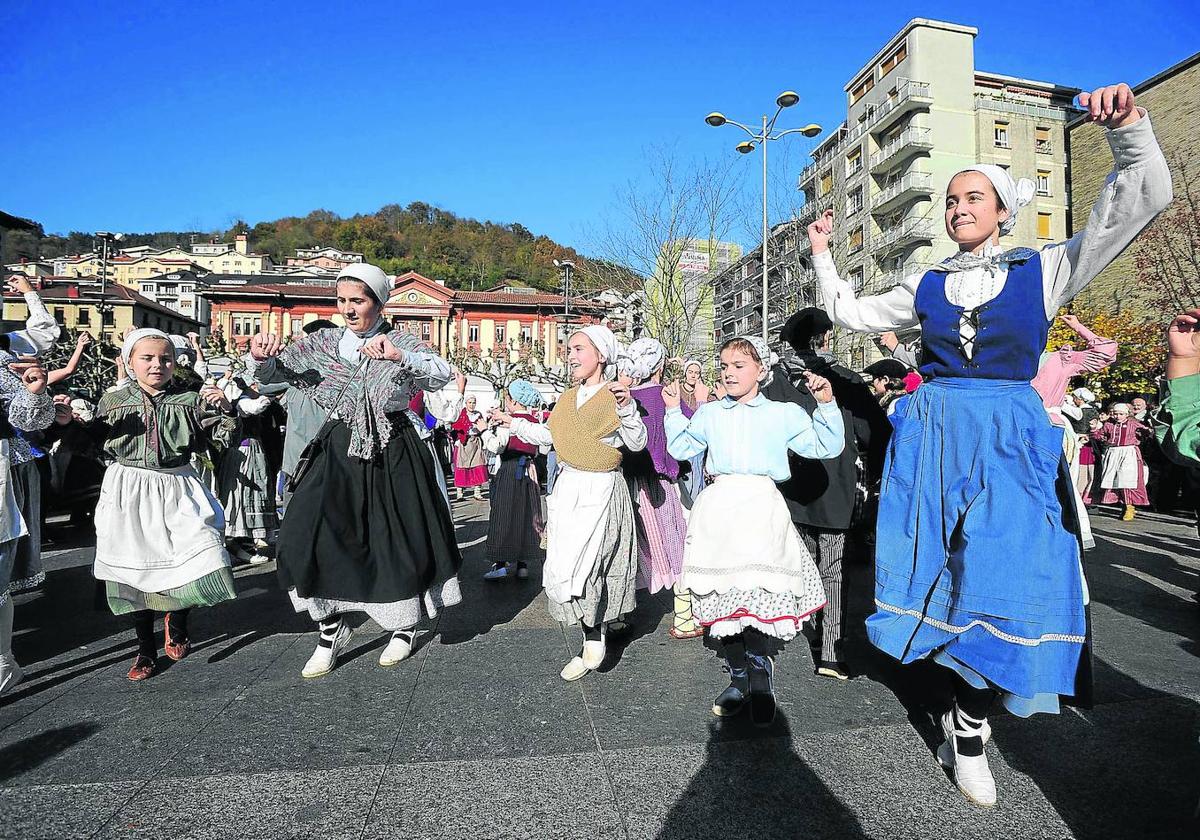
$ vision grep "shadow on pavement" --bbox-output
[0,722,101,783]
[652,709,867,840]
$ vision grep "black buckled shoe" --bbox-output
[711,666,749,718]
[746,653,776,727]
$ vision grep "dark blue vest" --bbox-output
[914,253,1049,381]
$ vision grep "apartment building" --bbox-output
[716,19,1080,366]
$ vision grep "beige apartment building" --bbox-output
[792,18,1078,367]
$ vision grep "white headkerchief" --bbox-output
[683,359,703,375]
[121,328,172,366]
[1072,387,1096,404]
[336,263,393,305]
[734,335,778,384]
[960,165,1036,236]
[619,337,665,384]
[577,325,623,378]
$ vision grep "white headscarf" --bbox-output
[69,398,96,423]
[619,337,665,384]
[1072,387,1096,404]
[733,334,778,384]
[121,328,172,366]
[336,263,393,305]
[576,325,623,378]
[959,165,1036,236]
[684,359,702,375]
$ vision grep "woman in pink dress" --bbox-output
[1091,403,1152,520]
[450,397,488,500]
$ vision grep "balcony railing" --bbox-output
[975,94,1076,123]
[799,120,870,186]
[1036,139,1053,154]
[872,171,934,213]
[872,80,933,132]
[870,126,933,171]
[873,218,936,253]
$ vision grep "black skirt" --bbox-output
[278,418,462,604]
[486,454,544,563]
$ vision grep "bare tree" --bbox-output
[449,338,570,398]
[583,148,741,359]
[1134,151,1200,313]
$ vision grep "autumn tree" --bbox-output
[1046,308,1163,399]
[1133,151,1200,314]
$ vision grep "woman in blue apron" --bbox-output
[809,83,1171,807]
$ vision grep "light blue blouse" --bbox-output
[664,394,845,482]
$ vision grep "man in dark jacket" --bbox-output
[761,308,891,679]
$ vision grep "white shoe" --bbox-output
[473,487,483,500]
[301,622,352,678]
[379,632,416,667]
[581,636,606,670]
[249,552,271,565]
[0,654,24,696]
[560,656,590,681]
[938,710,997,807]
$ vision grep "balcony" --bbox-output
[871,80,933,134]
[870,126,933,171]
[1036,138,1053,154]
[872,218,936,255]
[871,171,935,215]
[798,121,870,187]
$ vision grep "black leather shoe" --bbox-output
[711,667,749,717]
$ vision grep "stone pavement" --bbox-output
[0,496,1197,839]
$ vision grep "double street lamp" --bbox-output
[705,92,820,341]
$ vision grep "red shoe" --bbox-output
[127,655,157,681]
[163,614,190,662]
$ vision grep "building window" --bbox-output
[141,284,154,294]
[495,325,506,345]
[102,309,115,326]
[521,325,532,343]
[77,309,90,325]
[849,268,865,291]
[846,148,862,177]
[880,42,907,76]
[468,324,480,343]
[850,75,875,105]
[422,322,431,340]
[849,227,864,253]
[53,307,65,322]
[994,121,1010,149]
[1035,127,1052,154]
[847,187,864,216]
[1036,170,1051,196]
[1037,212,1052,239]
[819,171,833,196]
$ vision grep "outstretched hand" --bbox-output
[805,371,835,404]
[1078,83,1139,129]
[607,381,632,408]
[249,333,282,361]
[662,381,682,409]
[9,356,48,394]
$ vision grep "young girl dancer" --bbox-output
[809,83,1171,805]
[481,378,546,581]
[663,336,844,726]
[0,356,54,694]
[247,263,461,677]
[1092,403,1151,520]
[92,329,239,681]
[491,325,645,681]
[617,337,696,638]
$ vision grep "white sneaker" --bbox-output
[938,710,997,807]
[0,654,24,696]
[560,656,590,681]
[379,632,416,667]
[301,622,352,678]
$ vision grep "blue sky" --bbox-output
[2,0,1197,254]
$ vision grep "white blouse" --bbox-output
[815,111,1173,336]
[510,382,647,456]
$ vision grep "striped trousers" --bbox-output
[798,526,846,662]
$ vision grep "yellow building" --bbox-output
[2,280,205,342]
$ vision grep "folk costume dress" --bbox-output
[626,383,688,594]
[247,324,462,631]
[1093,417,1152,506]
[217,391,279,543]
[451,408,488,490]
[664,393,846,641]
[481,412,546,565]
[509,383,645,626]
[92,379,239,616]
[815,110,1172,715]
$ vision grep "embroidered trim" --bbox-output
[874,599,1086,646]
[699,603,827,627]
[688,564,807,577]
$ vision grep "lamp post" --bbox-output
[705,92,820,341]
[94,231,123,340]
[553,258,575,360]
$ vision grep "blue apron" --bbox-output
[869,254,1087,714]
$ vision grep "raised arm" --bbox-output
[5,276,61,355]
[1042,94,1173,314]
[663,380,710,462]
[809,213,919,332]
[47,331,92,386]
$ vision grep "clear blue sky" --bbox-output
[2,0,1196,254]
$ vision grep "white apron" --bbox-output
[93,463,231,594]
[1099,445,1140,490]
[543,464,625,605]
[682,474,824,603]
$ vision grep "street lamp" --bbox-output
[94,231,124,340]
[705,92,820,341]
[553,258,575,360]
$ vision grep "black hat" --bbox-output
[780,307,833,353]
[864,359,909,380]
